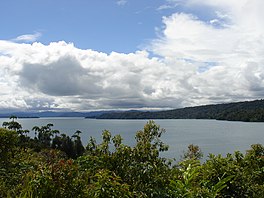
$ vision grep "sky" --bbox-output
[0,0,264,112]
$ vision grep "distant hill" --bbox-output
[2,99,264,122]
[0,111,117,118]
[97,99,264,122]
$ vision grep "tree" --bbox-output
[84,121,171,197]
[32,124,59,148]
[183,144,203,160]
[2,115,22,132]
[0,128,18,167]
[9,115,17,122]
[72,130,85,158]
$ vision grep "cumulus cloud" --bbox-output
[20,56,97,96]
[151,0,264,104]
[0,40,189,111]
[0,0,264,111]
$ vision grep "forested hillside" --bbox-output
[97,99,264,122]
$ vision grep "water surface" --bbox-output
[1,118,263,160]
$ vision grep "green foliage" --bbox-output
[2,115,22,132]
[169,160,234,198]
[32,123,59,148]
[0,128,18,197]
[21,159,83,198]
[169,163,201,197]
[183,144,203,160]
[0,128,18,167]
[84,169,132,198]
[200,146,264,198]
[0,119,264,197]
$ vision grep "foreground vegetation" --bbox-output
[0,117,263,197]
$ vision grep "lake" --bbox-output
[1,118,263,161]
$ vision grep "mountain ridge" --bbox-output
[1,99,264,122]
[96,99,264,122]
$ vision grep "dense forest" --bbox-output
[0,116,263,197]
[97,99,264,122]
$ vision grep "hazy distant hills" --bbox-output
[97,99,264,122]
[1,99,264,122]
[0,111,116,118]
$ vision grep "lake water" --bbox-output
[1,118,263,161]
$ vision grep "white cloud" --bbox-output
[12,32,41,43]
[116,0,127,6]
[0,40,188,111]
[0,0,264,111]
[157,0,179,10]
[150,0,264,104]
